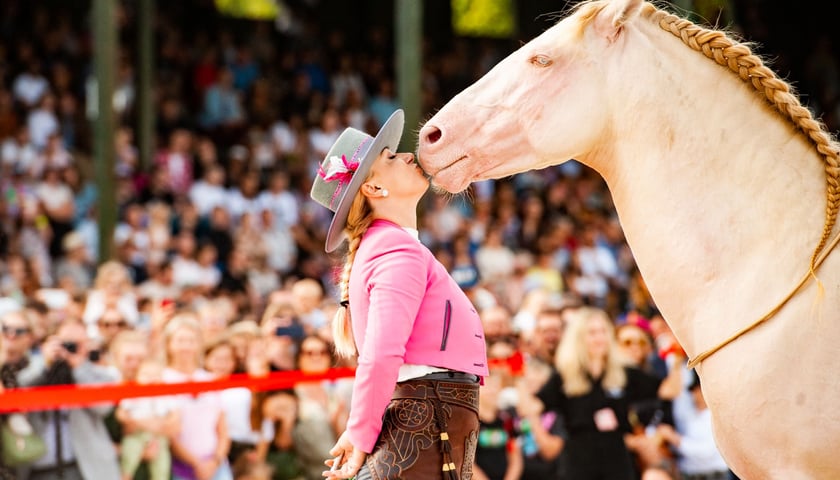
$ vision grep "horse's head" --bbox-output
[418,0,645,193]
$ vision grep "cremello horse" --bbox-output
[418,0,840,478]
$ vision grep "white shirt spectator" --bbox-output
[13,72,49,108]
[271,120,298,157]
[1,137,38,170]
[258,190,299,229]
[226,189,262,221]
[35,181,74,212]
[189,180,229,216]
[27,107,59,150]
[172,256,204,289]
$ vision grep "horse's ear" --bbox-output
[594,0,644,43]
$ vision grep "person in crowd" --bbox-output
[480,304,517,346]
[162,313,233,480]
[203,338,267,468]
[82,260,140,335]
[310,110,487,479]
[524,306,566,367]
[289,279,326,334]
[18,317,121,479]
[657,372,731,480]
[116,360,179,480]
[251,389,304,480]
[1,309,36,375]
[292,334,348,480]
[52,230,93,294]
[473,340,524,480]
[93,307,131,363]
[531,307,682,480]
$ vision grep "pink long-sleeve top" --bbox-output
[346,219,489,452]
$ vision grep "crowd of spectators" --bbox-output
[0,0,836,479]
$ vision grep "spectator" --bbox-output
[473,341,524,480]
[1,125,37,174]
[162,313,233,480]
[18,318,121,479]
[12,60,49,109]
[251,389,304,480]
[53,231,93,294]
[200,67,246,134]
[658,372,731,480]
[532,307,680,480]
[189,164,228,218]
[292,335,347,480]
[82,261,140,335]
[0,309,36,374]
[203,339,263,467]
[115,360,179,480]
[26,92,59,151]
[289,279,326,334]
[35,165,76,258]
[154,129,194,197]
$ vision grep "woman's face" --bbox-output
[205,344,236,376]
[168,326,200,366]
[368,148,429,201]
[297,337,331,373]
[584,316,611,360]
[616,326,652,366]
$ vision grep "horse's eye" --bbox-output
[530,55,553,67]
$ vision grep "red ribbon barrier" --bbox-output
[0,367,356,413]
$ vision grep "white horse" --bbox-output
[417,0,840,478]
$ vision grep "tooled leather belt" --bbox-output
[392,378,479,416]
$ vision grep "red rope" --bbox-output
[0,367,356,413]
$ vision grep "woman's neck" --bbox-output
[170,359,197,374]
[588,357,605,378]
[372,204,418,230]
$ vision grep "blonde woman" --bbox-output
[310,110,488,479]
[162,313,232,480]
[82,260,139,335]
[532,306,681,480]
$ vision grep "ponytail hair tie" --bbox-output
[340,300,349,308]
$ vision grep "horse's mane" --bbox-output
[577,0,840,272]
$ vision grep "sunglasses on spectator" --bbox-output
[98,319,128,329]
[618,337,648,347]
[2,325,31,337]
[301,349,329,357]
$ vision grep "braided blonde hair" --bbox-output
[332,190,375,358]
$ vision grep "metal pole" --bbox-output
[93,0,117,263]
[395,0,423,152]
[138,0,155,171]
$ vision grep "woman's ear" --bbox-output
[360,182,378,199]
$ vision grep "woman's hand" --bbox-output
[194,458,219,480]
[322,430,367,479]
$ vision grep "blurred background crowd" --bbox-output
[0,0,836,479]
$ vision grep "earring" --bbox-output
[381,189,389,197]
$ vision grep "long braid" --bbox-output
[332,192,374,358]
[641,2,840,278]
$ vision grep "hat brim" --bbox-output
[324,109,405,252]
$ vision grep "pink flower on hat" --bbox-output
[319,154,359,183]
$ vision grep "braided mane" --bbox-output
[640,2,840,272]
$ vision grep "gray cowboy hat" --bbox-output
[310,109,404,252]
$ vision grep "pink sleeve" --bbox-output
[346,244,427,453]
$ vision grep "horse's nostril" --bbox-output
[425,126,442,145]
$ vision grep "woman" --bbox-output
[309,109,488,479]
[292,334,350,480]
[162,313,233,480]
[532,307,682,480]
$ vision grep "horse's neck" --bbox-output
[588,42,827,352]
